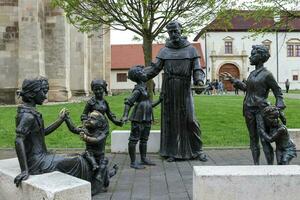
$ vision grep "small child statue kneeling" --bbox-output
[261,105,297,165]
[65,110,118,190]
[121,65,160,169]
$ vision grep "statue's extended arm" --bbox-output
[231,79,247,91]
[105,101,123,126]
[65,115,82,134]
[121,89,140,122]
[260,129,274,143]
[144,58,164,80]
[192,58,205,85]
[81,133,106,144]
[269,127,286,142]
[44,117,65,136]
[81,102,91,122]
[152,94,162,108]
[44,108,68,136]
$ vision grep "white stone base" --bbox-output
[0,158,91,200]
[111,130,160,153]
[289,129,300,150]
[193,165,300,200]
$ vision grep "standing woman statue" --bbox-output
[145,21,207,162]
[222,45,286,165]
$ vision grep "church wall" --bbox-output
[0,0,111,104]
[44,6,71,101]
[0,1,19,104]
[69,26,89,96]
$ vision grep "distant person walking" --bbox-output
[235,86,239,95]
[218,81,224,95]
[285,79,290,93]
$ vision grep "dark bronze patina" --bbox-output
[145,21,207,162]
[14,78,116,195]
[222,45,286,165]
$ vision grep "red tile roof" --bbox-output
[194,10,300,41]
[111,43,206,70]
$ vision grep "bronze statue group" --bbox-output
[13,21,296,195]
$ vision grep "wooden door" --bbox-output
[218,64,240,91]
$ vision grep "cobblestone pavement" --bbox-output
[2,149,299,200]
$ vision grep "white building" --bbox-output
[194,11,300,91]
[110,43,206,93]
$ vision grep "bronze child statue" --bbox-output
[121,65,159,169]
[260,105,297,165]
[65,111,116,170]
[65,110,118,191]
[81,79,122,127]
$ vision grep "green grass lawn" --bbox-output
[287,89,300,94]
[0,94,299,148]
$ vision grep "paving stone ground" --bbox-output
[1,149,299,200]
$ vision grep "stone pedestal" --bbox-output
[193,165,300,200]
[111,130,160,153]
[0,158,91,200]
[289,128,300,150]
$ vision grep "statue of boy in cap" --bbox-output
[144,21,207,162]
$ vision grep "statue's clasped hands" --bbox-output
[120,116,128,124]
[59,108,69,120]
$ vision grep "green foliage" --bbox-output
[236,0,300,35]
[1,94,299,148]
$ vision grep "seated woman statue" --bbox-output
[14,77,112,195]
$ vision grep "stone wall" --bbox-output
[69,26,89,96]
[0,0,19,104]
[0,0,111,104]
[45,6,71,101]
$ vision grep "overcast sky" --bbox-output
[111,29,196,44]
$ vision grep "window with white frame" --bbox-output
[286,39,300,57]
[223,36,234,54]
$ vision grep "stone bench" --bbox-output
[193,165,300,200]
[111,130,160,153]
[289,128,300,150]
[0,158,91,200]
[111,129,300,153]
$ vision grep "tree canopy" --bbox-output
[52,0,234,64]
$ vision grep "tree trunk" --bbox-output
[142,35,154,100]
